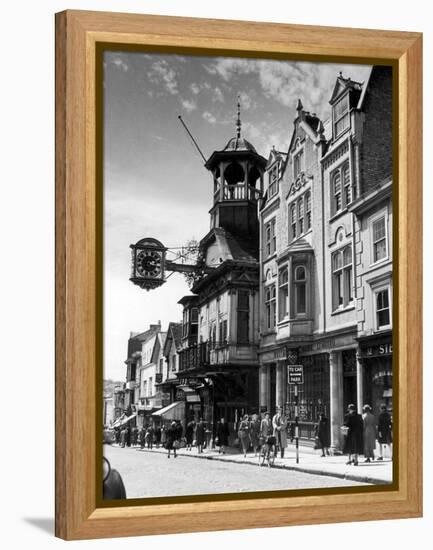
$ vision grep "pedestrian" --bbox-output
[175,420,183,444]
[377,404,393,460]
[260,412,273,440]
[156,425,162,447]
[166,421,178,458]
[249,414,261,456]
[362,404,376,462]
[272,407,288,458]
[139,426,145,449]
[195,418,205,453]
[315,412,330,457]
[185,419,195,451]
[216,417,230,454]
[343,404,364,466]
[145,425,154,450]
[125,425,131,447]
[120,427,126,448]
[115,428,120,445]
[160,424,167,448]
[237,414,250,457]
[131,426,138,447]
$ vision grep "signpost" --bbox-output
[287,365,304,464]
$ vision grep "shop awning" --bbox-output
[115,413,137,427]
[152,401,185,421]
[111,414,126,429]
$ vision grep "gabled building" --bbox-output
[176,106,267,434]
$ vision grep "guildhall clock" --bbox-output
[130,238,166,290]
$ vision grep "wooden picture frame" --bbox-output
[55,10,422,540]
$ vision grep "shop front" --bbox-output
[358,331,393,415]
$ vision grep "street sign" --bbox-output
[287,365,304,385]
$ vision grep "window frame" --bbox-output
[268,163,279,198]
[293,264,307,316]
[330,161,352,217]
[264,217,276,257]
[369,208,389,266]
[371,282,392,331]
[278,267,289,321]
[333,93,350,138]
[264,283,276,331]
[331,244,354,311]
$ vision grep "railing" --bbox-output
[213,184,260,202]
[178,341,229,371]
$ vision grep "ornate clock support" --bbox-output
[130,237,213,291]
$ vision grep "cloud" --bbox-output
[180,98,197,113]
[204,58,371,119]
[202,111,217,124]
[190,83,201,95]
[148,59,179,95]
[212,87,224,103]
[110,56,129,72]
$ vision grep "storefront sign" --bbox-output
[288,365,304,384]
[360,343,393,358]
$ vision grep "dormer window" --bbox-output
[268,164,279,198]
[294,149,304,178]
[333,93,350,137]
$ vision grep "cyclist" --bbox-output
[259,412,276,467]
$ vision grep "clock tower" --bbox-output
[205,98,267,243]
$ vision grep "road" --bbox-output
[104,445,367,500]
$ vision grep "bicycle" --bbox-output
[259,435,277,467]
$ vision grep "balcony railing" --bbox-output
[179,341,229,371]
[213,184,260,202]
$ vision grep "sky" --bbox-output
[103,50,372,381]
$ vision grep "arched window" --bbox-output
[332,244,353,310]
[294,265,307,315]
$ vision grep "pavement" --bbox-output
[114,442,393,485]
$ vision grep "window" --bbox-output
[294,265,307,315]
[298,197,304,235]
[331,162,352,216]
[265,284,276,331]
[171,354,177,372]
[376,288,391,329]
[333,94,349,137]
[182,309,188,338]
[290,203,297,240]
[372,216,387,262]
[269,165,278,197]
[159,358,164,375]
[294,149,304,177]
[279,268,289,321]
[265,218,276,257]
[142,380,147,397]
[305,191,312,230]
[237,290,250,343]
[332,244,353,310]
[148,377,153,396]
[190,307,198,336]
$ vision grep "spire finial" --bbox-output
[236,94,241,139]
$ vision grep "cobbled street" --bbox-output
[104,444,367,499]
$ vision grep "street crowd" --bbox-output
[110,403,392,465]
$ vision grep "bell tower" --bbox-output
[205,97,267,242]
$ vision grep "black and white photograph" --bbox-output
[101,51,393,501]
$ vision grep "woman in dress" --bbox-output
[165,421,177,458]
[237,414,250,457]
[362,404,377,462]
[216,417,230,454]
[249,414,261,456]
[343,404,364,466]
[315,413,330,457]
[377,404,393,460]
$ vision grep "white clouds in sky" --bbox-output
[148,59,179,95]
[202,111,217,124]
[181,98,197,113]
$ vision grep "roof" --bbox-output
[201,227,259,264]
[329,73,363,104]
[163,322,183,355]
[223,136,257,153]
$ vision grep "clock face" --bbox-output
[136,250,162,278]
